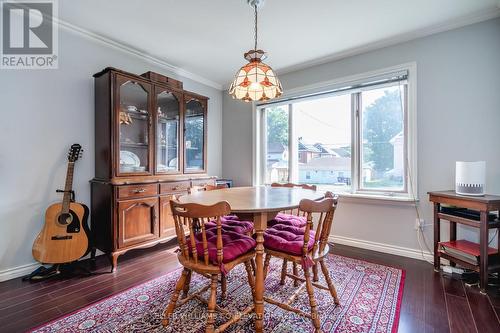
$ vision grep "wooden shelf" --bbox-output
[438,212,500,229]
[158,118,177,123]
[122,109,148,115]
[120,142,148,148]
[157,144,177,149]
[440,239,497,256]
[438,252,479,271]
[429,190,500,293]
[120,111,149,121]
[438,252,500,272]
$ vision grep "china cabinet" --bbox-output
[90,67,214,271]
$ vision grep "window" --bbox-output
[359,85,406,192]
[265,105,289,183]
[295,94,352,192]
[255,65,416,199]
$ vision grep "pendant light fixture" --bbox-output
[228,0,283,102]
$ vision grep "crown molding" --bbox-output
[276,7,500,77]
[55,6,498,92]
[55,18,223,90]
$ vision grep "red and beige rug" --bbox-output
[30,254,404,333]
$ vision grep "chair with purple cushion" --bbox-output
[263,192,340,332]
[191,183,254,236]
[268,183,317,228]
[162,200,256,332]
[190,184,255,288]
[204,215,254,235]
[269,182,318,283]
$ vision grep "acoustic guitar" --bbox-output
[32,144,90,264]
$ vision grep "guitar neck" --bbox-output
[61,162,75,214]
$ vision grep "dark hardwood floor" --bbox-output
[0,244,499,333]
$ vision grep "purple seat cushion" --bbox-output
[190,229,256,264]
[268,212,307,228]
[205,216,254,234]
[264,224,315,256]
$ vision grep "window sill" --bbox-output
[337,192,419,205]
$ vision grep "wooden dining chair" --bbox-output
[188,183,227,194]
[189,183,254,236]
[162,200,256,332]
[205,183,228,191]
[269,182,319,284]
[189,183,229,194]
[270,182,317,217]
[187,183,255,292]
[262,192,340,332]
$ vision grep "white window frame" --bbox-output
[252,63,418,202]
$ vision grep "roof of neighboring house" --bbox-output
[268,142,287,154]
[311,143,351,158]
[389,131,404,144]
[313,143,333,154]
[298,140,321,153]
[331,147,351,158]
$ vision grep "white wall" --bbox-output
[0,27,223,280]
[222,18,500,259]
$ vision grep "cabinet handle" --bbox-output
[133,188,146,193]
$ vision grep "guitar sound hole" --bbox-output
[58,213,73,225]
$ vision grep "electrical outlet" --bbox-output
[414,218,425,231]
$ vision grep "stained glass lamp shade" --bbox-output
[228,50,282,102]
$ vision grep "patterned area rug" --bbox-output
[30,254,404,333]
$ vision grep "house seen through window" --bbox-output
[259,70,411,197]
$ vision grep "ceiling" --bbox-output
[59,0,500,88]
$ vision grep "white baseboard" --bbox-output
[0,262,41,282]
[0,250,108,282]
[329,235,434,262]
[0,238,432,281]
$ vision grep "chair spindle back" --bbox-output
[299,191,338,257]
[270,182,318,216]
[170,200,231,266]
[189,183,228,194]
[205,183,229,191]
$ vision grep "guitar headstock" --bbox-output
[67,144,83,162]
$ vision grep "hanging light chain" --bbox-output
[228,0,282,101]
[254,4,258,51]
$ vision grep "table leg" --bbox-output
[479,211,488,295]
[433,203,441,272]
[497,224,500,255]
[449,219,457,267]
[253,212,267,333]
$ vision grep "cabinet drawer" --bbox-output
[160,181,190,194]
[191,178,216,188]
[117,184,158,199]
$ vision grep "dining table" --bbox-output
[178,185,323,332]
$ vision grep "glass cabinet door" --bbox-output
[156,90,180,173]
[117,78,152,174]
[184,97,206,172]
